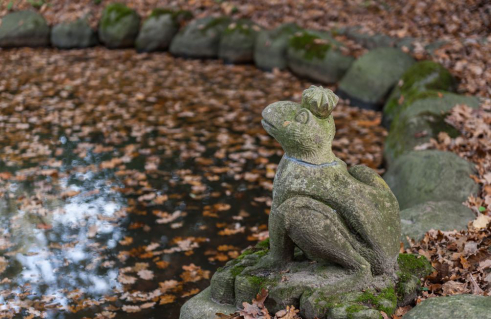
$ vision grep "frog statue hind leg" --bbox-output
[260,86,400,279]
[271,195,372,273]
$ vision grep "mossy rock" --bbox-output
[383,150,480,210]
[341,26,396,50]
[0,10,50,47]
[254,23,301,70]
[211,245,267,304]
[383,92,480,164]
[179,287,237,319]
[337,48,415,110]
[403,295,491,319]
[382,61,457,128]
[302,287,397,319]
[400,200,475,245]
[147,8,193,23]
[219,19,262,63]
[98,3,140,48]
[169,16,230,58]
[135,9,192,52]
[287,30,354,84]
[396,254,433,306]
[51,19,97,49]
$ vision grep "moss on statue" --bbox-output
[247,275,265,286]
[346,305,370,318]
[289,31,332,60]
[216,242,270,276]
[356,288,397,315]
[230,265,247,277]
[307,288,395,318]
[256,238,270,249]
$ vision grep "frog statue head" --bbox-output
[261,85,339,164]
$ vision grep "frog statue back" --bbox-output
[180,86,402,319]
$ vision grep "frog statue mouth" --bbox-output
[261,118,277,134]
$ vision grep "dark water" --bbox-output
[0,48,384,319]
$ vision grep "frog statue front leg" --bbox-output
[261,86,401,278]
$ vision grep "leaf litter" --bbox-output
[0,47,384,318]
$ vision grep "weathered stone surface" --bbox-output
[254,23,301,70]
[182,87,402,319]
[382,61,457,128]
[287,31,354,84]
[210,244,266,304]
[51,19,97,49]
[135,9,191,52]
[403,295,491,319]
[179,287,236,319]
[262,86,400,278]
[337,48,415,110]
[211,242,398,318]
[400,201,475,244]
[218,19,261,63]
[170,16,230,58]
[383,92,480,164]
[98,3,140,49]
[340,26,396,50]
[383,150,479,210]
[0,10,49,47]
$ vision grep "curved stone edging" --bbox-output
[0,5,453,111]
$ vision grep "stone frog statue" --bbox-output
[261,85,401,277]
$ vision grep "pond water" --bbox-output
[0,48,386,318]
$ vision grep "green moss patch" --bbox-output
[346,304,368,318]
[101,3,137,28]
[255,238,270,250]
[395,254,433,302]
[289,31,332,60]
[310,288,395,318]
[398,253,433,279]
[383,61,456,127]
[356,288,397,315]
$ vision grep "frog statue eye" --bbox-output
[295,109,309,124]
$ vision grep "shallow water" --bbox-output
[0,48,385,318]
